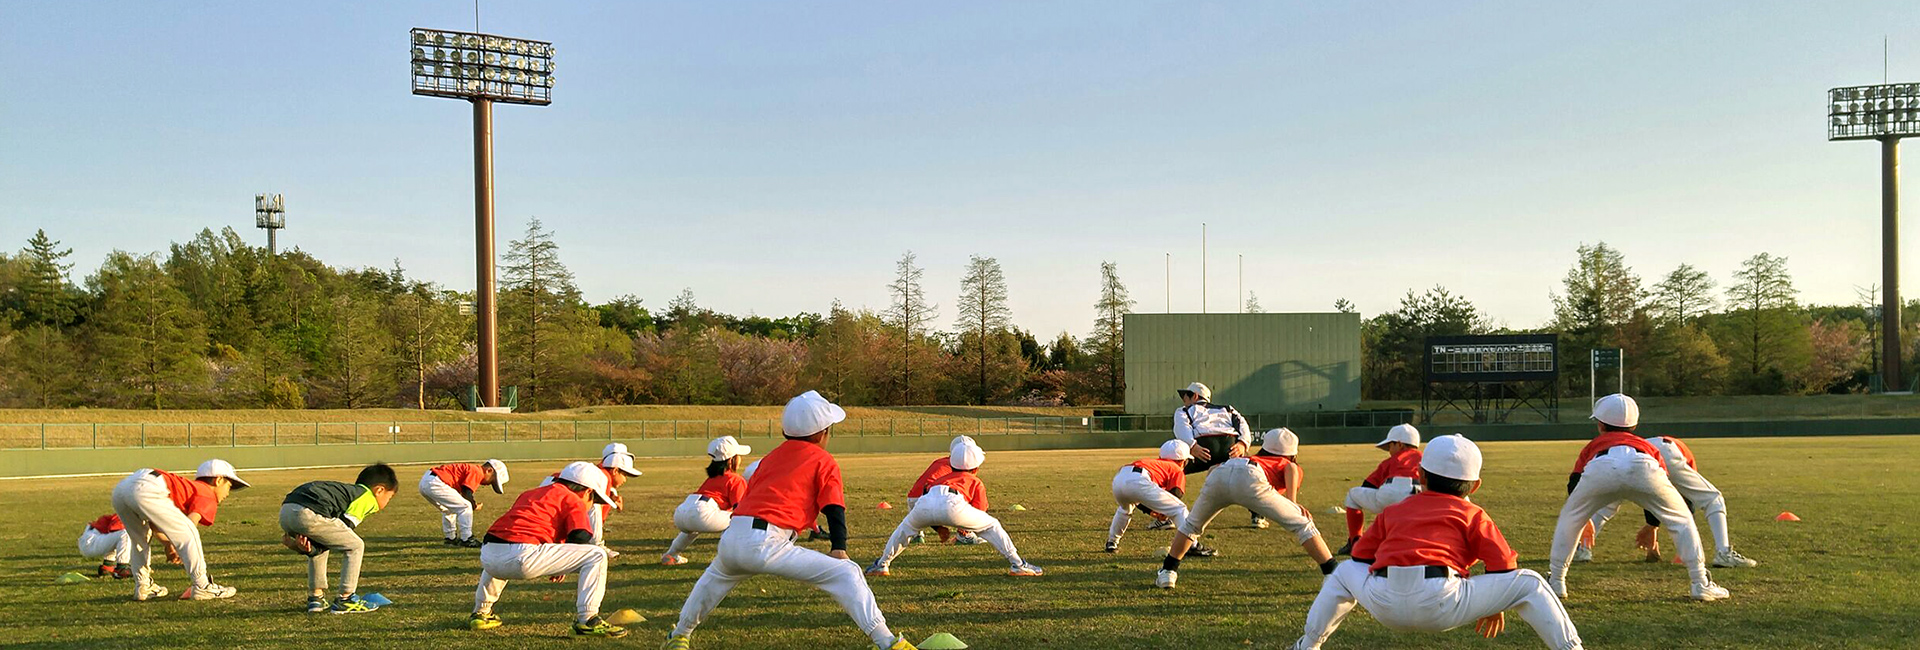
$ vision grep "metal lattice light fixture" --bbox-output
[1829,81,1917,393]
[255,193,286,256]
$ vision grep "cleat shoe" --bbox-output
[660,554,688,566]
[113,564,134,580]
[865,561,891,577]
[1572,544,1593,563]
[1008,563,1044,577]
[1188,544,1219,558]
[883,635,919,650]
[443,537,461,547]
[1334,538,1356,557]
[1691,580,1730,602]
[1252,514,1269,529]
[1103,541,1119,553]
[1156,569,1178,589]
[1712,549,1758,568]
[1147,518,1174,531]
[909,532,925,544]
[331,594,378,614]
[135,583,170,601]
[954,534,984,546]
[661,634,692,650]
[457,537,483,548]
[572,615,629,638]
[469,612,503,630]
[96,563,116,577]
[306,596,328,613]
[183,583,237,600]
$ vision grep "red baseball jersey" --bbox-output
[1364,447,1423,486]
[1353,491,1518,576]
[1572,432,1665,473]
[928,471,989,511]
[1246,455,1296,492]
[89,514,125,534]
[155,470,219,526]
[1653,436,1698,470]
[734,439,846,532]
[485,483,592,545]
[431,463,487,492]
[695,472,750,511]
[907,456,953,498]
[1126,458,1187,492]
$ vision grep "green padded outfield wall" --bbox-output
[1123,313,1362,416]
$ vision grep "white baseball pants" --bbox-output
[874,486,1025,569]
[77,525,131,564]
[1343,477,1418,513]
[474,542,609,623]
[666,495,733,557]
[1589,441,1732,553]
[419,471,474,539]
[110,470,213,593]
[1180,458,1320,544]
[1292,561,1582,650]
[671,516,895,647]
[1549,447,1708,589]
[1109,469,1188,544]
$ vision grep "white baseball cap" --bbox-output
[484,459,510,494]
[602,442,629,458]
[1420,434,1483,482]
[1261,428,1299,456]
[782,390,847,438]
[1178,382,1212,401]
[195,459,250,489]
[742,459,762,480]
[1159,439,1194,461]
[1376,423,1421,448]
[601,451,642,477]
[950,439,986,471]
[708,436,753,461]
[557,461,613,505]
[1591,393,1640,429]
[949,435,976,452]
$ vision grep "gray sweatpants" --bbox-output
[279,503,366,596]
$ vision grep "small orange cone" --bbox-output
[877,502,893,510]
[1671,555,1683,564]
[1775,511,1800,522]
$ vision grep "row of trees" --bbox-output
[0,221,1134,410]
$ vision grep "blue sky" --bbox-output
[3,1,1918,337]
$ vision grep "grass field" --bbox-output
[2,435,1914,649]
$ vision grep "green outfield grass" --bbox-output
[0,436,1912,649]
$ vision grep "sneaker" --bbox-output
[883,635,920,650]
[96,563,116,577]
[1189,544,1219,558]
[908,532,925,545]
[443,538,461,547]
[1712,549,1758,568]
[1156,569,1178,589]
[1252,514,1269,529]
[1334,538,1356,557]
[954,534,984,546]
[572,615,629,638]
[183,583,237,600]
[331,594,379,614]
[1147,518,1175,531]
[1103,541,1119,553]
[1691,580,1730,602]
[113,564,133,580]
[457,537,483,548]
[1572,544,1593,563]
[135,583,169,601]
[306,596,328,613]
[661,635,692,650]
[865,561,891,577]
[1008,563,1044,577]
[660,554,688,566]
[469,612,503,630]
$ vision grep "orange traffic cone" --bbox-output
[877,502,894,510]
[1775,511,1800,522]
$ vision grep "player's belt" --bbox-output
[1195,432,1238,438]
[697,495,713,503]
[749,517,796,541]
[1371,565,1453,579]
[1129,466,1146,474]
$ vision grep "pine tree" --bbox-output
[1724,252,1807,392]
[0,324,82,407]
[19,229,77,326]
[955,255,1017,403]
[386,287,460,409]
[1652,264,1716,324]
[885,251,938,404]
[500,217,592,410]
[1334,298,1357,314]
[87,252,208,408]
[314,292,393,408]
[1086,261,1133,404]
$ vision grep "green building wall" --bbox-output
[1123,313,1362,416]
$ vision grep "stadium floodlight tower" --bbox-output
[410,27,554,410]
[1830,82,1920,393]
[254,193,286,256]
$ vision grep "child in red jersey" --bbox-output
[1546,394,1726,601]
[540,450,643,551]
[418,459,509,547]
[1336,424,1422,556]
[77,513,132,579]
[1105,440,1198,553]
[109,459,249,601]
[1575,433,1759,569]
[1291,435,1583,650]
[661,436,754,565]
[867,438,1042,577]
[663,391,915,650]
[468,461,625,638]
[903,436,981,545]
[1157,428,1333,589]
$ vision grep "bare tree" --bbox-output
[1652,264,1716,324]
[1086,261,1133,403]
[955,255,1016,403]
[885,251,938,404]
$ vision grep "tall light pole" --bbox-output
[1201,222,1208,314]
[1831,82,1918,392]
[1165,253,1172,313]
[254,193,286,256]
[411,28,555,409]
[1238,253,1244,314]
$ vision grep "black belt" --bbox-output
[697,495,713,503]
[1372,566,1453,579]
[149,470,164,478]
[1129,466,1146,473]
